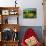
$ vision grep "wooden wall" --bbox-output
[43,0,46,46]
[43,0,46,26]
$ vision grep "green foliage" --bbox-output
[23,8,37,18]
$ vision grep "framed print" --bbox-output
[2,10,9,15]
[23,8,37,18]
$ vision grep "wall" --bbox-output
[43,0,46,26]
[18,26,44,44]
[43,0,46,45]
[0,0,44,26]
[0,0,15,7]
[18,0,44,26]
[0,0,44,44]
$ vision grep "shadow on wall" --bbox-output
[18,26,44,44]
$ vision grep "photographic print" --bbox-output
[2,10,9,15]
[23,8,37,18]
